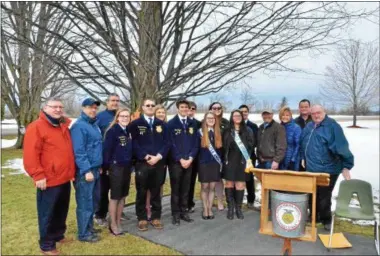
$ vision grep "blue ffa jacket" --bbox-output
[129,116,170,161]
[96,109,116,136]
[300,116,354,175]
[70,112,103,176]
[167,115,199,162]
[197,129,222,165]
[103,124,133,168]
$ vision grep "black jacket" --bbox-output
[222,127,254,167]
[294,115,312,129]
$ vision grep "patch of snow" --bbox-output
[1,139,17,148]
[2,158,28,176]
[1,119,17,124]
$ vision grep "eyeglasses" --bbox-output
[206,117,215,120]
[212,107,222,111]
[145,104,155,108]
[119,115,130,118]
[110,99,120,102]
[47,105,64,110]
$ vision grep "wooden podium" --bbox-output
[247,168,330,255]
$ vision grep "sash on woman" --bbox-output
[233,131,253,173]
[199,129,222,172]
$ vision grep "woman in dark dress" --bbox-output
[103,108,133,236]
[222,110,254,220]
[197,111,223,220]
[209,102,230,211]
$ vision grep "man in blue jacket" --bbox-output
[71,98,103,243]
[167,99,199,225]
[300,104,354,231]
[129,98,170,231]
[94,93,120,227]
[239,104,259,209]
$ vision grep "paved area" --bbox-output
[122,196,377,255]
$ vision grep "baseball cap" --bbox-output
[82,98,100,107]
[261,109,273,115]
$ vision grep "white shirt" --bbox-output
[178,114,187,123]
[144,114,155,125]
[208,127,214,132]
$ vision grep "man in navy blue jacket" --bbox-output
[94,93,120,227]
[300,104,354,231]
[129,98,170,231]
[167,99,199,225]
[239,104,259,209]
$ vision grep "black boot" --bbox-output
[225,188,234,220]
[235,190,245,220]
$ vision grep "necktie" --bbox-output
[182,119,187,130]
[209,130,214,143]
[149,118,153,130]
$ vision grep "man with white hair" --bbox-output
[300,104,354,231]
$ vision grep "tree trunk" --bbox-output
[1,100,5,121]
[133,1,162,112]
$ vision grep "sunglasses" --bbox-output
[190,107,196,110]
[212,107,222,111]
[145,104,155,108]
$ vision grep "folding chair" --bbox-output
[328,179,379,255]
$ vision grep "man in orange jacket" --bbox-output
[23,97,75,256]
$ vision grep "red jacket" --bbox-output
[23,111,75,187]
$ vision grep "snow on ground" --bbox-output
[1,138,17,148]
[1,158,27,176]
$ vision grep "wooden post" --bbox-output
[282,238,292,256]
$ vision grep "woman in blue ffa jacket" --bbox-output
[222,110,254,220]
[197,112,223,220]
[103,108,133,236]
[167,99,199,226]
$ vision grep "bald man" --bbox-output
[300,105,354,231]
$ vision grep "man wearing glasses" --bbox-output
[71,98,103,243]
[187,101,202,213]
[129,98,170,231]
[24,98,75,255]
[94,93,120,227]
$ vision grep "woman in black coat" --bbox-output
[222,110,254,220]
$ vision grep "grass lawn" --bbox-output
[1,147,378,255]
[1,148,180,255]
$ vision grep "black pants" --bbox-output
[95,172,110,219]
[245,172,255,204]
[188,159,198,209]
[135,161,165,221]
[309,174,339,224]
[37,182,71,251]
[169,162,193,216]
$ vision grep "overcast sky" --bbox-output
[193,2,380,110]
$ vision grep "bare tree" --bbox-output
[2,2,377,114]
[320,39,379,126]
[1,2,75,148]
[277,96,289,110]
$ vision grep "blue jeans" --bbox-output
[37,182,71,251]
[74,169,100,240]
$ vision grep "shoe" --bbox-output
[79,235,100,243]
[91,228,102,234]
[150,219,164,229]
[188,207,195,213]
[247,202,254,209]
[324,223,332,231]
[41,249,59,255]
[208,214,215,220]
[109,226,124,236]
[180,214,194,223]
[235,190,245,220]
[172,216,180,226]
[57,237,74,244]
[138,220,149,231]
[225,188,235,220]
[94,217,107,227]
[202,213,208,220]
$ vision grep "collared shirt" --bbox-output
[208,127,214,132]
[178,114,187,123]
[143,114,155,124]
[119,124,127,131]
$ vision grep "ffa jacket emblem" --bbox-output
[189,127,194,134]
[156,125,162,133]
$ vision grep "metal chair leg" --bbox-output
[327,213,335,252]
[375,220,379,256]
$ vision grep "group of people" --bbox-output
[23,94,354,255]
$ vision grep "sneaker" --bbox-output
[41,249,59,256]
[138,220,149,231]
[91,228,102,234]
[94,217,107,227]
[79,235,100,243]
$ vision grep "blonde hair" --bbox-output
[104,108,131,139]
[201,111,222,149]
[154,104,167,122]
[279,106,292,120]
